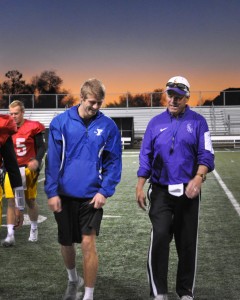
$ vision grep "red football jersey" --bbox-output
[11,119,45,166]
[0,114,17,146]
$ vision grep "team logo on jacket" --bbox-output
[160,127,167,132]
[187,123,193,133]
[94,128,103,136]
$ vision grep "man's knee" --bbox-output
[7,198,15,208]
[26,198,36,209]
[81,232,97,256]
[153,227,172,245]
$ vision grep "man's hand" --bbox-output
[186,165,208,199]
[48,196,62,212]
[14,208,24,229]
[185,176,202,199]
[27,159,39,172]
[136,186,147,210]
[136,177,147,211]
[90,193,106,209]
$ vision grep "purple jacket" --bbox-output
[137,106,214,185]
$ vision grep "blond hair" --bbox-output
[80,78,105,101]
[9,100,25,112]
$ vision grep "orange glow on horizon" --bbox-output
[64,75,226,108]
[15,72,237,108]
[103,90,219,107]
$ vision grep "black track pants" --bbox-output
[147,184,200,298]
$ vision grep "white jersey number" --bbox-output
[16,138,27,156]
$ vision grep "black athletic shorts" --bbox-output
[54,195,103,246]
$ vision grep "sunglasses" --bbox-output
[166,82,189,91]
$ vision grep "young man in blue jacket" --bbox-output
[136,76,214,300]
[45,78,122,300]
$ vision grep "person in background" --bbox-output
[45,78,122,300]
[136,76,215,300]
[1,101,45,247]
[0,114,24,230]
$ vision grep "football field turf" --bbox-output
[0,149,240,300]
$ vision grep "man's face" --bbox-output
[166,91,189,116]
[9,106,24,126]
[79,94,103,119]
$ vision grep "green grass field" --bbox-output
[0,149,240,300]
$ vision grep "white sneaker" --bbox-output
[28,228,38,242]
[180,296,193,300]
[63,276,84,300]
[154,295,168,300]
[1,235,15,247]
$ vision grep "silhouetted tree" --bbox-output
[31,70,63,94]
[58,89,79,108]
[30,70,63,108]
[0,70,26,94]
[0,69,73,108]
[106,94,128,107]
[129,93,148,107]
[106,89,165,108]
[152,88,164,106]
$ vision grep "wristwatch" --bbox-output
[196,173,206,182]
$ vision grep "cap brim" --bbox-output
[166,87,187,95]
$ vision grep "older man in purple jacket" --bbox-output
[136,76,214,300]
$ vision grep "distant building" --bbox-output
[204,88,240,106]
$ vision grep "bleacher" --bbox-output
[0,108,64,129]
[191,106,229,135]
[24,109,63,128]
[1,106,240,148]
[225,107,240,135]
[103,106,240,148]
[102,107,165,139]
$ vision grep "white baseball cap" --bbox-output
[166,76,190,96]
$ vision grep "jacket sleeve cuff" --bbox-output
[98,188,109,198]
[137,168,151,178]
[46,191,59,199]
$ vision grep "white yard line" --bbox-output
[213,169,240,217]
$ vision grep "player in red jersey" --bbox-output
[1,101,45,246]
[0,114,24,229]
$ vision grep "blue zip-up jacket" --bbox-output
[137,106,214,185]
[44,105,122,199]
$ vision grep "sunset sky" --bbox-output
[1,0,240,105]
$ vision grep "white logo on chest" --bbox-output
[187,123,193,133]
[95,128,103,136]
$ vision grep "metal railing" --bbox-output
[0,90,239,109]
[210,105,216,133]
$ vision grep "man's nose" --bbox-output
[93,103,101,109]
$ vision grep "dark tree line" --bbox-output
[107,89,165,107]
[0,69,76,108]
[0,70,166,108]
[1,70,239,108]
[0,70,65,94]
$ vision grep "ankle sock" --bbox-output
[66,267,78,282]
[7,224,15,236]
[83,287,94,300]
[30,221,38,230]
